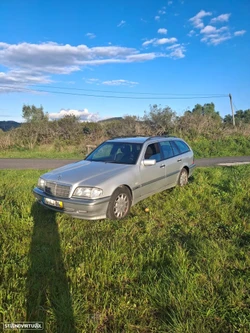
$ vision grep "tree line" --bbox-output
[0,103,250,153]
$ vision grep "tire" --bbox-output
[178,168,188,186]
[107,187,132,220]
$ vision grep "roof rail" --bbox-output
[108,135,177,141]
[110,135,149,140]
[145,135,176,141]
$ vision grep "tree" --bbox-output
[143,104,176,135]
[22,104,47,123]
[177,103,223,139]
[56,115,82,142]
[224,114,233,124]
[224,109,250,125]
[191,103,221,121]
[19,104,49,148]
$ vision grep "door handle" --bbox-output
[160,164,165,168]
[177,159,182,162]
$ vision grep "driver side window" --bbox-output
[144,143,161,162]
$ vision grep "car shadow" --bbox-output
[26,203,76,332]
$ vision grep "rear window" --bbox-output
[174,140,190,154]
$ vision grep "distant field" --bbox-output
[0,167,250,332]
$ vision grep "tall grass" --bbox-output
[0,167,250,332]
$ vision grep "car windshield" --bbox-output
[85,142,142,164]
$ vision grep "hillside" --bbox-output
[0,121,21,131]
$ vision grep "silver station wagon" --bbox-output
[33,136,195,220]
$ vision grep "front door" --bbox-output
[139,143,166,198]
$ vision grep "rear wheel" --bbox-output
[107,187,132,220]
[178,168,188,186]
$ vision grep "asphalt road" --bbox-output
[0,156,250,170]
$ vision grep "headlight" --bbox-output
[38,177,46,190]
[73,187,103,199]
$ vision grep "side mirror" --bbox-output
[142,159,156,166]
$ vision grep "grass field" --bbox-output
[1,135,250,159]
[0,145,82,159]
[0,167,250,332]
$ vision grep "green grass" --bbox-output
[0,146,82,159]
[191,136,250,158]
[0,167,250,332]
[1,135,250,159]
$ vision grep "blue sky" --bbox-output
[0,0,249,122]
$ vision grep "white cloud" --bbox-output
[158,28,168,34]
[85,78,100,84]
[188,30,195,37]
[234,30,246,36]
[155,38,177,45]
[102,79,138,86]
[85,32,96,39]
[166,43,181,50]
[167,44,186,59]
[199,25,232,45]
[142,39,156,47]
[158,6,166,15]
[189,10,212,29]
[200,25,217,34]
[0,42,166,93]
[155,16,160,21]
[0,69,50,85]
[117,20,126,27]
[168,1,173,5]
[209,35,232,45]
[84,78,138,86]
[189,10,243,46]
[0,69,51,93]
[126,53,163,61]
[201,29,232,45]
[49,108,100,122]
[169,48,185,59]
[211,13,231,23]
[142,37,177,47]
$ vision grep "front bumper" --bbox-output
[33,187,111,220]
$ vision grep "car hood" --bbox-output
[42,160,131,186]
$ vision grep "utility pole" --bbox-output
[229,93,235,126]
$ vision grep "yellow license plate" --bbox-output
[44,197,63,208]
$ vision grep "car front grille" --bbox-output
[45,182,71,198]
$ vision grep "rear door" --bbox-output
[172,140,192,166]
[159,140,180,186]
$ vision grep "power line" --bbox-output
[0,85,228,100]
[27,84,228,97]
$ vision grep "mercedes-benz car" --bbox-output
[33,136,195,220]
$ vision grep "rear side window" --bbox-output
[159,141,174,159]
[170,141,180,156]
[174,140,190,154]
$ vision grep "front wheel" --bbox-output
[178,168,188,186]
[107,187,132,220]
